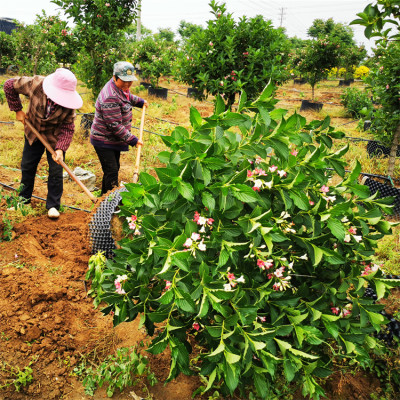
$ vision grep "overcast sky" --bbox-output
[4,0,375,52]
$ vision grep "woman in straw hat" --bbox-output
[4,68,83,219]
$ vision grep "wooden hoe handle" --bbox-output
[23,119,97,202]
[132,106,146,184]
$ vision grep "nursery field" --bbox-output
[1,75,400,399]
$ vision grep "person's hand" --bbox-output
[16,110,26,124]
[143,101,149,108]
[136,140,143,147]
[52,149,64,165]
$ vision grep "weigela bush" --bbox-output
[92,84,400,399]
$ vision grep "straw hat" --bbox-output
[43,68,83,109]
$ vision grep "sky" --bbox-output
[4,0,376,53]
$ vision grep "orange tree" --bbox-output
[175,1,291,109]
[88,84,400,398]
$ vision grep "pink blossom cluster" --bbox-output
[344,225,362,244]
[223,271,245,291]
[114,274,128,295]
[258,258,292,291]
[361,263,380,276]
[247,165,286,192]
[331,303,352,317]
[126,215,142,236]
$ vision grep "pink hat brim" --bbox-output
[43,73,83,110]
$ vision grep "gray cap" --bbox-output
[113,61,138,82]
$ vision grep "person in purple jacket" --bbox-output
[90,61,148,195]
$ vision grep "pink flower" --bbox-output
[252,186,260,192]
[207,218,214,225]
[342,309,351,317]
[191,232,201,241]
[247,170,254,177]
[258,316,266,322]
[165,280,172,290]
[309,200,315,206]
[386,84,390,89]
[183,238,193,248]
[331,307,340,315]
[269,165,278,173]
[290,149,298,156]
[277,170,287,178]
[320,185,329,193]
[348,226,357,234]
[193,211,200,223]
[257,259,265,269]
[193,322,200,331]
[209,41,213,46]
[227,272,236,281]
[243,52,249,56]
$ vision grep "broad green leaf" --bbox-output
[225,351,241,364]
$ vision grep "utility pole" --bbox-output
[136,0,142,41]
[279,7,286,27]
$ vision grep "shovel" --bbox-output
[132,105,146,183]
[23,119,97,202]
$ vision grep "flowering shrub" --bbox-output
[132,37,177,88]
[354,65,370,79]
[340,87,373,119]
[175,0,291,108]
[91,84,400,398]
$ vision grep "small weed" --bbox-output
[0,356,38,392]
[1,332,10,341]
[73,346,157,397]
[86,252,107,308]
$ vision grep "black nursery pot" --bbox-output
[148,86,168,100]
[300,100,323,112]
[187,87,201,98]
[293,78,307,85]
[362,176,400,218]
[140,81,152,89]
[366,140,400,158]
[338,79,352,86]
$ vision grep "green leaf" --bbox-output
[155,167,178,183]
[177,181,194,201]
[231,184,260,203]
[327,218,346,241]
[139,172,158,187]
[225,351,241,364]
[190,106,203,128]
[202,191,216,211]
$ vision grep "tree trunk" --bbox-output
[387,123,400,178]
[311,85,315,102]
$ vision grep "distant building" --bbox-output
[0,18,17,34]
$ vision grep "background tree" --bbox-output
[11,20,58,75]
[308,18,356,46]
[339,44,367,79]
[0,31,16,69]
[52,0,138,99]
[352,1,400,177]
[155,28,175,43]
[177,20,203,42]
[132,36,177,88]
[175,0,291,109]
[291,37,340,101]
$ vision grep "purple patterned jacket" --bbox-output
[90,78,145,151]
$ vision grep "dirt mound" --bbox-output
[0,211,201,399]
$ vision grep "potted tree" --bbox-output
[352,2,400,210]
[291,36,340,111]
[132,36,176,99]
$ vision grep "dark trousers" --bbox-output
[20,137,64,210]
[94,147,121,195]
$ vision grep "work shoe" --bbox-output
[48,207,60,219]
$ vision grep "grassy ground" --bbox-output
[1,74,400,273]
